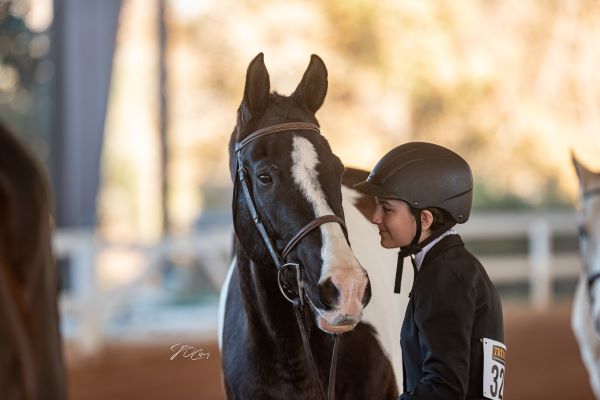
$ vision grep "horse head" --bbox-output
[229,53,371,334]
[0,123,65,399]
[573,154,600,336]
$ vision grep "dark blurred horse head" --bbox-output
[0,123,65,399]
[573,154,600,337]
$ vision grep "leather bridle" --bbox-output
[234,121,347,400]
[578,186,600,301]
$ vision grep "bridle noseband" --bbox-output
[234,122,346,400]
[579,186,600,302]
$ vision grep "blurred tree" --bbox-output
[0,0,52,166]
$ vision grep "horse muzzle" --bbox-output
[316,313,360,334]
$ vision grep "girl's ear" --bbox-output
[420,209,434,232]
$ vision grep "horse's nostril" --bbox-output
[362,279,372,306]
[318,277,339,309]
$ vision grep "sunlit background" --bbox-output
[2,0,600,399]
[104,0,600,241]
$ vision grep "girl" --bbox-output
[355,142,505,400]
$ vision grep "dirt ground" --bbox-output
[67,302,594,400]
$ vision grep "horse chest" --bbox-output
[222,283,320,397]
[222,337,324,399]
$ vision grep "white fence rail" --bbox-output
[54,211,581,352]
[55,227,232,354]
[456,211,580,309]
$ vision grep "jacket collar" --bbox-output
[421,233,465,267]
[414,229,457,270]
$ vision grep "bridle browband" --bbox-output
[579,186,600,300]
[234,121,346,400]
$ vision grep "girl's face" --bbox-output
[371,198,417,249]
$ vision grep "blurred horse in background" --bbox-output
[572,155,600,399]
[0,123,66,399]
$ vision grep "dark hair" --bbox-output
[427,207,455,231]
[407,205,455,232]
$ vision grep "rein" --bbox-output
[234,122,345,400]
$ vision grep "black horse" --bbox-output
[0,123,66,399]
[219,54,397,399]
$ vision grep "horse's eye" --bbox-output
[257,174,273,186]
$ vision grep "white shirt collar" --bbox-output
[414,229,457,270]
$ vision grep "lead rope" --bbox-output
[292,298,340,400]
[328,334,341,400]
[293,299,327,399]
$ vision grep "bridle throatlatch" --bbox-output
[234,122,347,400]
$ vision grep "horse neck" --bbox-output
[234,245,329,353]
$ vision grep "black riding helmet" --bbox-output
[354,142,473,223]
[354,142,474,293]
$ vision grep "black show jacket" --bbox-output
[399,234,504,400]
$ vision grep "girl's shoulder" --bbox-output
[418,248,481,290]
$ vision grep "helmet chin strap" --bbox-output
[393,209,455,294]
[394,209,422,293]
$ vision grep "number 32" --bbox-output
[490,364,504,399]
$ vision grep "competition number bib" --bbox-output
[482,338,506,400]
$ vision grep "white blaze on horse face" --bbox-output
[291,136,367,328]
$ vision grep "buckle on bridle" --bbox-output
[277,262,304,305]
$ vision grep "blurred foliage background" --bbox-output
[0,0,52,163]
[3,0,600,240]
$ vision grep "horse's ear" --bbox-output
[292,54,328,113]
[572,151,586,183]
[238,53,270,134]
[572,151,600,190]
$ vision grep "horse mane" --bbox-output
[0,122,65,399]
